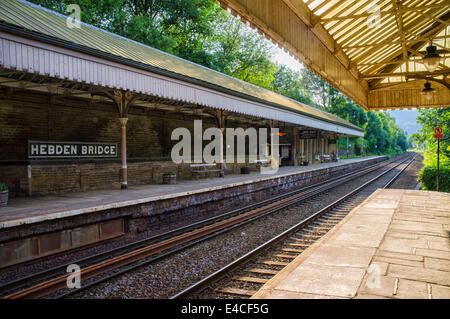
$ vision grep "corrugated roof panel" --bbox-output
[0,0,362,131]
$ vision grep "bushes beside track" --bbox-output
[419,165,450,193]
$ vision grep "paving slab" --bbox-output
[252,189,450,299]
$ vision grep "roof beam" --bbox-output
[320,3,449,22]
[415,9,450,26]
[342,35,450,49]
[368,78,450,109]
[220,0,369,109]
[406,74,450,89]
[392,0,409,72]
[366,11,450,88]
[362,69,450,79]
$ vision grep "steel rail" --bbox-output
[0,157,391,296]
[169,154,416,299]
[2,155,408,299]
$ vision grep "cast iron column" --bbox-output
[119,117,128,189]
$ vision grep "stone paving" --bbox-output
[0,157,381,229]
[252,189,450,299]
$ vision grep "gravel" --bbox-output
[389,154,424,189]
[67,157,411,298]
[1,155,418,299]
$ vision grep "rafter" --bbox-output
[224,0,450,110]
[320,3,449,22]
[366,14,450,86]
[342,35,450,49]
[406,74,450,89]
[392,0,409,72]
[361,69,450,79]
[415,9,450,26]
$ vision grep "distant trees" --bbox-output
[31,0,409,158]
[300,70,408,156]
[301,68,339,110]
[204,12,278,90]
[272,65,312,104]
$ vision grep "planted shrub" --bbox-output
[0,183,8,191]
[419,165,450,193]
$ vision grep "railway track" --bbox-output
[0,154,413,299]
[170,153,416,299]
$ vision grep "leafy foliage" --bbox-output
[272,65,312,104]
[300,70,408,156]
[419,165,450,193]
[412,108,449,192]
[29,0,409,159]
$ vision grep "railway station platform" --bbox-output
[0,156,386,268]
[252,189,450,299]
[0,156,383,230]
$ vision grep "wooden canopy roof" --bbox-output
[220,0,450,110]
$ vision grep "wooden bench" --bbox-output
[190,163,224,179]
[253,159,269,168]
[299,155,308,166]
[321,154,332,163]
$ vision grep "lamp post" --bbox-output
[437,138,440,192]
[346,114,349,159]
[434,126,443,192]
[347,136,349,159]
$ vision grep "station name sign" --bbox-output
[28,141,118,159]
[298,130,318,139]
[328,139,337,144]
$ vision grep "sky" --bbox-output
[386,109,421,135]
[271,45,304,73]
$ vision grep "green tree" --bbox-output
[412,108,449,192]
[205,13,277,89]
[30,0,221,63]
[28,0,410,161]
[412,108,450,166]
[328,96,367,128]
[301,68,339,110]
[271,65,312,104]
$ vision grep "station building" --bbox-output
[0,0,363,198]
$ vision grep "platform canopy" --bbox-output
[219,0,450,110]
[0,0,363,137]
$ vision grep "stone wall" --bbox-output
[0,156,386,266]
[0,156,387,244]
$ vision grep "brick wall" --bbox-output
[0,89,258,196]
[0,90,208,160]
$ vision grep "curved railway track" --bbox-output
[170,153,416,299]
[0,154,414,299]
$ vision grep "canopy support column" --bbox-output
[113,90,140,190]
[119,117,128,189]
[212,110,229,170]
[89,89,142,190]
